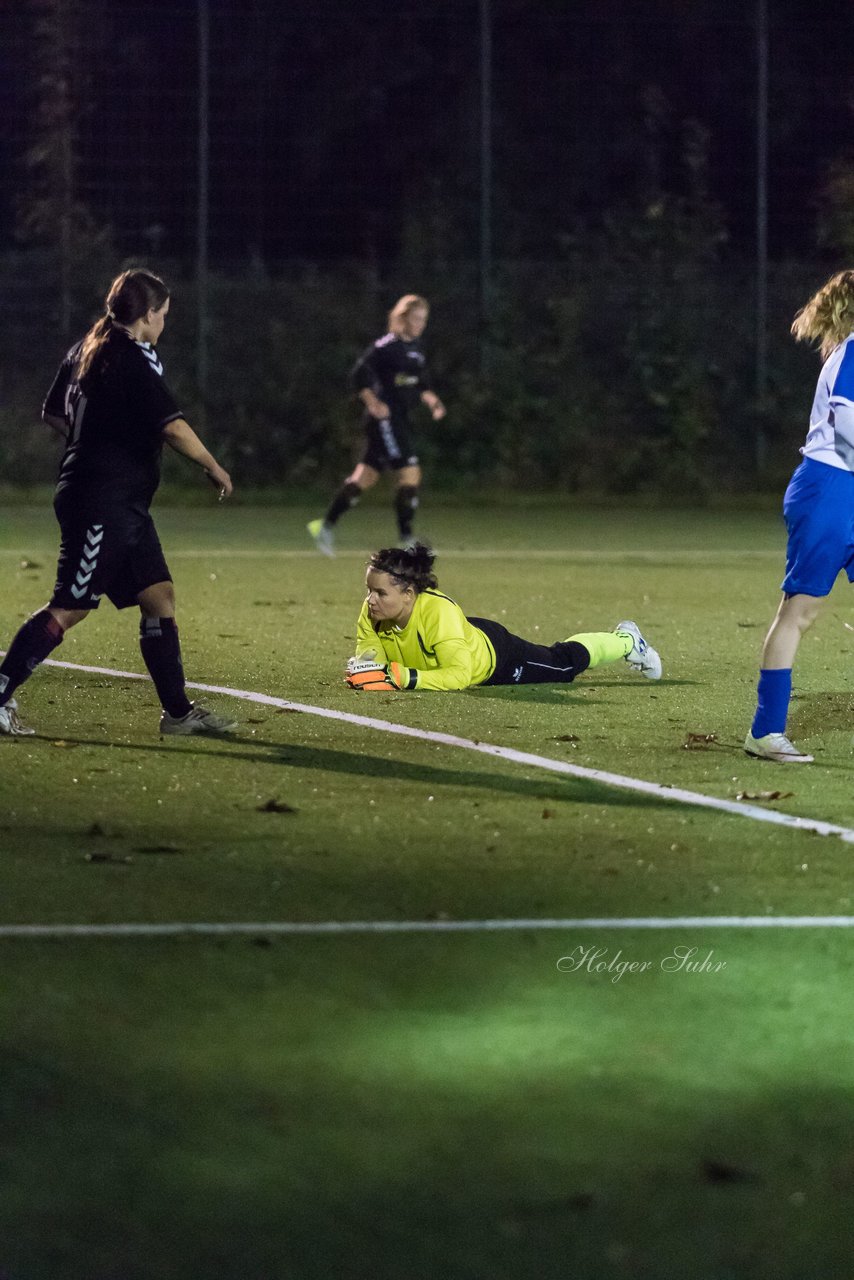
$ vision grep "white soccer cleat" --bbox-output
[160,703,238,736]
[0,698,35,736]
[615,620,662,680]
[307,518,335,558]
[744,732,813,763]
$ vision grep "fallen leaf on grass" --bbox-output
[683,732,719,750]
[736,789,794,802]
[256,799,297,814]
[50,740,80,749]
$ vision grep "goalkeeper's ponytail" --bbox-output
[369,543,438,593]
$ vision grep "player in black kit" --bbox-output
[0,268,238,738]
[308,294,446,556]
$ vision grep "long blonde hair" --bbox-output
[388,294,429,335]
[791,270,854,361]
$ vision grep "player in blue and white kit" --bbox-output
[745,270,854,762]
[308,295,446,556]
[0,269,237,738]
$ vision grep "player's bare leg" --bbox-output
[760,593,823,668]
[47,606,91,631]
[348,463,381,490]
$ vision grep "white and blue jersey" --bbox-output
[800,332,854,472]
[781,332,854,596]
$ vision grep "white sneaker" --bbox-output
[744,732,813,763]
[160,703,238,736]
[615,620,662,680]
[0,698,35,736]
[307,518,335,558]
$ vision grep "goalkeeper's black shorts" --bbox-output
[468,616,591,687]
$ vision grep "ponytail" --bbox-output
[76,268,170,381]
[76,314,114,381]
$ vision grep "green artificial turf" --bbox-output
[1,499,853,1278]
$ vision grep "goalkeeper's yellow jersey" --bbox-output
[355,589,497,691]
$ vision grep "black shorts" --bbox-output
[469,617,591,686]
[361,416,419,472]
[50,494,172,611]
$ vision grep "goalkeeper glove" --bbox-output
[344,658,415,691]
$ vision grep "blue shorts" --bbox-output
[781,457,854,597]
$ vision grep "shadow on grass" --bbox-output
[26,731,674,811]
[2,974,854,1280]
[469,677,698,705]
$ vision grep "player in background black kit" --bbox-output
[307,294,446,556]
[0,268,238,738]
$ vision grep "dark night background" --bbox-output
[2,0,854,492]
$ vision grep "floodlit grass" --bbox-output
[1,498,853,1279]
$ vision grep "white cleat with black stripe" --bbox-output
[615,620,662,680]
[744,732,813,763]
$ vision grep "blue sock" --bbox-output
[751,668,792,738]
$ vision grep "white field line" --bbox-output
[2,916,854,938]
[25,655,854,846]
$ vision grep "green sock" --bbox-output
[567,631,631,669]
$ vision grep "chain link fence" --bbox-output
[0,1,847,493]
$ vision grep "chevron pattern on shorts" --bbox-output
[70,524,104,600]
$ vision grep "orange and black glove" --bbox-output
[344,658,416,691]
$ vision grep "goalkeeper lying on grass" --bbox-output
[345,543,661,692]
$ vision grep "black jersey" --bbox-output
[351,332,433,420]
[43,328,182,504]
